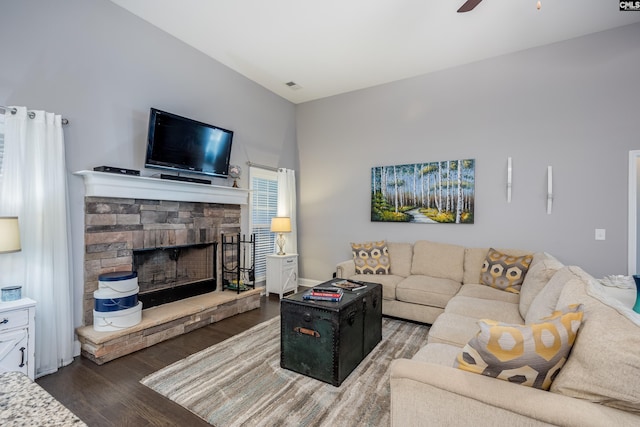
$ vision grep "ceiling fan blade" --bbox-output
[457,0,483,12]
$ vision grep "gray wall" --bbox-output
[3,0,640,329]
[296,23,640,280]
[0,0,297,328]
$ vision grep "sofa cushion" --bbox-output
[456,284,520,304]
[525,266,576,324]
[412,343,461,366]
[455,304,584,390]
[382,298,444,325]
[480,248,533,294]
[351,241,390,274]
[445,295,524,324]
[387,242,413,277]
[411,240,465,282]
[463,247,533,285]
[427,312,483,347]
[550,267,640,413]
[348,273,403,300]
[519,253,564,319]
[396,275,461,309]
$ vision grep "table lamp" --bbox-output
[270,217,291,255]
[0,217,21,254]
[0,217,22,301]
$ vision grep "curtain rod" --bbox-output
[246,161,278,172]
[0,105,69,125]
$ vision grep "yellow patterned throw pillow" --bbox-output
[480,248,533,293]
[454,304,584,390]
[351,241,390,275]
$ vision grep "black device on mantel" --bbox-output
[93,166,140,176]
[160,173,211,185]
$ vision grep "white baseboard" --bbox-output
[299,277,325,288]
[254,278,325,290]
[73,339,81,357]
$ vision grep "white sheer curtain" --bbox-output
[277,168,297,254]
[0,107,74,377]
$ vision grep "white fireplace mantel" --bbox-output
[74,170,248,205]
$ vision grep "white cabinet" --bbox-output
[0,298,36,380]
[266,254,298,299]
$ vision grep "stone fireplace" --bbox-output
[82,196,238,325]
[75,171,261,364]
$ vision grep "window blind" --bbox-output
[249,168,278,281]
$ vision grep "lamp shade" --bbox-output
[270,217,291,233]
[0,217,21,253]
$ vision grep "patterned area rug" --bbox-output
[141,316,430,427]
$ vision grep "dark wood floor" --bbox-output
[36,294,282,427]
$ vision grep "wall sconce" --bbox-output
[547,166,553,214]
[270,217,291,255]
[507,157,512,203]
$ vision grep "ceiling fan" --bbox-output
[457,0,483,12]
[458,0,541,12]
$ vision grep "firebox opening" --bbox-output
[133,242,217,309]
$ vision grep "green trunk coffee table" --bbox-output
[280,279,382,386]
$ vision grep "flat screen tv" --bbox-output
[145,108,234,178]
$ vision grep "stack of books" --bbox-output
[303,286,344,302]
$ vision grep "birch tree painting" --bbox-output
[371,159,475,223]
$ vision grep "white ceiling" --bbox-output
[109,0,640,104]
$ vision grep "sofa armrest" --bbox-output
[336,259,355,279]
[390,359,639,427]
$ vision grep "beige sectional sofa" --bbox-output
[336,240,532,324]
[336,240,640,426]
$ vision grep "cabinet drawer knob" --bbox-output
[0,318,8,325]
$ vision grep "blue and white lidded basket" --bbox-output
[1,286,22,302]
[93,286,139,312]
[98,271,138,293]
[93,302,143,332]
[93,271,142,332]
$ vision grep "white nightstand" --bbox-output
[0,298,36,380]
[266,254,298,299]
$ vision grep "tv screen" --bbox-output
[145,108,234,178]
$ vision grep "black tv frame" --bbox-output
[145,108,234,179]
